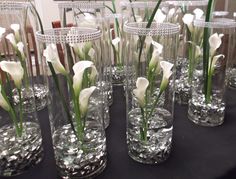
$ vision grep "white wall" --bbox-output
[35,0,60,29]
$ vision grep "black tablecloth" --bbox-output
[1,86,236,179]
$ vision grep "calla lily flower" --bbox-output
[0,61,24,89]
[145,36,153,53]
[0,85,10,112]
[88,48,95,59]
[167,8,176,20]
[78,13,97,28]
[0,27,6,39]
[149,41,163,71]
[79,86,96,117]
[154,9,166,23]
[6,33,17,47]
[210,54,224,74]
[209,33,224,56]
[73,60,94,96]
[17,42,25,60]
[133,77,149,108]
[182,14,194,33]
[159,61,173,93]
[112,37,120,51]
[193,8,204,19]
[10,24,20,42]
[43,44,67,75]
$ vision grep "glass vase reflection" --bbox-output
[124,22,179,164]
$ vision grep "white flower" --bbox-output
[16,42,25,59]
[0,27,6,39]
[167,8,176,20]
[6,33,17,47]
[210,54,224,74]
[154,9,166,23]
[0,85,10,111]
[145,36,153,53]
[182,14,194,33]
[72,60,94,96]
[79,86,96,117]
[70,42,92,59]
[112,37,120,51]
[159,61,173,92]
[43,44,67,75]
[133,77,149,108]
[78,13,97,28]
[209,33,224,56]
[193,8,204,19]
[149,41,163,71]
[0,61,24,89]
[10,24,20,42]
[88,48,95,59]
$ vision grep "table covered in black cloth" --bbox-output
[1,86,236,179]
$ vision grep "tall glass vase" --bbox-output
[0,1,44,176]
[188,18,236,126]
[165,0,208,105]
[58,1,112,127]
[124,22,179,164]
[36,27,107,178]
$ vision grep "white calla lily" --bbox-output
[10,24,20,42]
[78,13,97,28]
[0,85,10,111]
[154,9,166,23]
[152,41,163,55]
[112,37,120,51]
[133,77,149,108]
[0,61,24,88]
[209,33,224,56]
[88,48,95,59]
[6,33,17,47]
[0,27,6,39]
[72,60,94,96]
[159,61,173,92]
[193,8,204,19]
[149,41,163,71]
[145,36,153,53]
[210,54,224,73]
[43,44,67,75]
[167,8,176,19]
[16,42,25,60]
[182,14,194,33]
[79,86,96,117]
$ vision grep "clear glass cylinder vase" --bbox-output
[58,1,112,126]
[124,22,179,164]
[165,0,208,105]
[0,1,44,176]
[36,27,107,178]
[188,18,236,127]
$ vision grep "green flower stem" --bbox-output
[17,88,23,135]
[147,90,162,120]
[0,81,21,137]
[140,107,147,141]
[188,45,194,83]
[203,0,215,104]
[137,0,162,75]
[66,75,84,142]
[206,69,213,103]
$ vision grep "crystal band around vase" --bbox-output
[36,27,107,178]
[124,22,179,164]
[188,18,236,127]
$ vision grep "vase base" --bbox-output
[0,122,43,177]
[188,95,225,127]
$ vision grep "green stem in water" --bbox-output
[203,0,214,103]
[17,88,23,135]
[140,107,147,141]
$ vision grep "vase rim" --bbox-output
[165,0,208,6]
[58,1,105,10]
[120,1,169,9]
[124,22,179,36]
[36,27,101,44]
[0,1,31,12]
[194,18,236,29]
